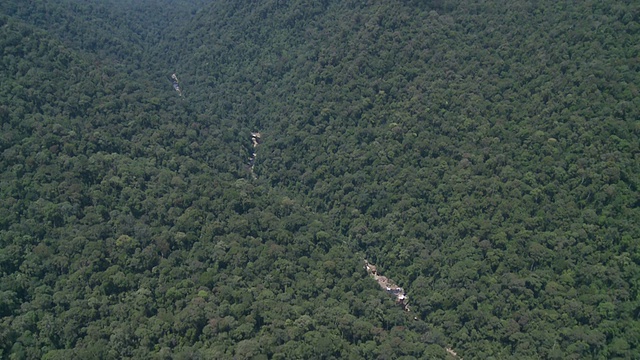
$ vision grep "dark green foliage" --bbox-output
[1,0,639,358]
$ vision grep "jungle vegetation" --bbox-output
[1,0,639,359]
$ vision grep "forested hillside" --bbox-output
[1,0,639,359]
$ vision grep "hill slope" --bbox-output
[1,0,639,359]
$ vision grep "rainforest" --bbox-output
[1,0,639,359]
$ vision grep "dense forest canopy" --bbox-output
[1,0,639,359]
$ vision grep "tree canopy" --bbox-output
[1,0,638,358]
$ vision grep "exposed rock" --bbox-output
[446,347,461,358]
[364,260,409,311]
[249,132,261,178]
